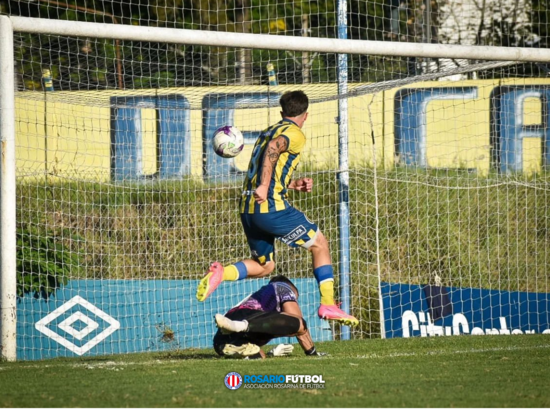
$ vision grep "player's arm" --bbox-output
[288,177,313,193]
[281,301,325,356]
[253,136,288,204]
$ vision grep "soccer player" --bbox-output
[213,275,326,359]
[197,90,358,326]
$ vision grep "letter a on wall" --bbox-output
[492,86,550,173]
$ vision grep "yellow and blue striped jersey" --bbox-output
[240,119,306,214]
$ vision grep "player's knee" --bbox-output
[309,231,329,254]
[256,261,275,277]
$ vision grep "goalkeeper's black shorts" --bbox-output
[213,308,279,356]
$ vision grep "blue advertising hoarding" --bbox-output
[381,282,550,338]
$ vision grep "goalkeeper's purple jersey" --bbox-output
[231,282,297,313]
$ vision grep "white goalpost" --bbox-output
[0,16,17,362]
[2,13,550,361]
[9,16,550,62]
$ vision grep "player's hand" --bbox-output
[253,185,269,204]
[293,178,313,193]
[305,346,328,356]
[307,350,328,357]
[268,343,294,357]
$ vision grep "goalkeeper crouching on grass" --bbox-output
[213,275,326,359]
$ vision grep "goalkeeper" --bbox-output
[197,90,357,327]
[213,275,325,359]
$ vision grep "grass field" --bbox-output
[1,335,549,408]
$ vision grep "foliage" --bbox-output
[531,0,550,47]
[16,225,80,299]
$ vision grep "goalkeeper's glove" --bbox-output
[305,346,328,357]
[268,343,294,357]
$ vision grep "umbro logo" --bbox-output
[35,296,120,356]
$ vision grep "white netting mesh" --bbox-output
[3,1,550,359]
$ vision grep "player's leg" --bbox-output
[216,310,304,337]
[212,329,261,358]
[225,257,275,279]
[196,214,275,302]
[231,212,277,278]
[308,231,358,326]
[258,206,358,326]
[214,309,283,359]
[308,230,334,305]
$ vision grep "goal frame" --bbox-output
[2,15,550,361]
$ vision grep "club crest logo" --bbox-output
[224,372,243,390]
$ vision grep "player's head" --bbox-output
[269,275,299,298]
[280,91,309,121]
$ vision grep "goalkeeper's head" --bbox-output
[269,275,299,298]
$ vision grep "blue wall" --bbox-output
[18,278,330,361]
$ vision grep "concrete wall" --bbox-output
[15,78,550,182]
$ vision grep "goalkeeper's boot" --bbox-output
[196,262,224,302]
[222,343,261,358]
[318,304,359,327]
[215,313,249,334]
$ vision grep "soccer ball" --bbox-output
[212,126,244,158]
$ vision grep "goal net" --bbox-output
[2,2,550,360]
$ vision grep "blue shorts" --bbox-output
[240,207,319,264]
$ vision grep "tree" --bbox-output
[530,0,549,47]
[6,0,549,90]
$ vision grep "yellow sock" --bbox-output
[319,280,335,305]
[223,265,239,281]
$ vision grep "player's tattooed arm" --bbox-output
[253,137,289,204]
[266,137,287,164]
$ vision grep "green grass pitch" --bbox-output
[1,335,549,408]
